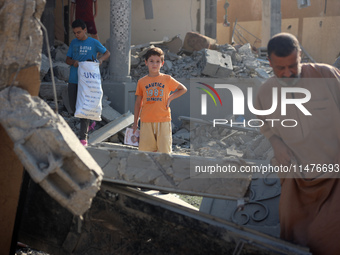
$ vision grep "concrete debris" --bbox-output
[182,32,218,52]
[40,54,50,80]
[171,117,273,161]
[101,97,122,122]
[0,86,103,216]
[40,34,272,84]
[39,82,67,100]
[150,35,183,54]
[201,49,233,78]
[88,145,251,199]
[88,111,134,144]
[52,62,70,82]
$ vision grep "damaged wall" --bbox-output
[65,0,201,46]
[216,0,340,64]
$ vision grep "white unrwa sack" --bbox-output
[75,61,102,121]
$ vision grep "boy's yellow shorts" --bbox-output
[139,121,172,153]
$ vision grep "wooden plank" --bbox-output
[88,111,134,144]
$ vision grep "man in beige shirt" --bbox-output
[256,33,340,255]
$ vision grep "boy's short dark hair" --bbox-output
[144,47,164,62]
[267,32,300,59]
[72,19,86,30]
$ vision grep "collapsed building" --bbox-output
[4,0,337,255]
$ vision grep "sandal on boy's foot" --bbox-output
[89,121,96,131]
[80,139,88,146]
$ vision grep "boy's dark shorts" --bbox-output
[85,20,97,35]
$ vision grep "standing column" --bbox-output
[205,0,217,39]
[109,0,132,83]
[103,0,136,114]
[262,0,281,47]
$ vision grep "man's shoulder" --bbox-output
[301,63,338,77]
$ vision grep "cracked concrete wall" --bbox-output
[88,145,251,199]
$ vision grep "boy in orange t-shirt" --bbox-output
[133,47,187,153]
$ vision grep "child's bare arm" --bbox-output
[93,0,98,19]
[98,50,110,65]
[133,95,142,133]
[66,56,79,67]
[167,83,187,108]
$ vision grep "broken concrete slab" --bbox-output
[53,62,70,82]
[54,43,69,62]
[201,49,233,78]
[101,97,122,122]
[87,145,252,200]
[0,86,103,216]
[39,81,68,100]
[88,111,134,144]
[162,35,183,54]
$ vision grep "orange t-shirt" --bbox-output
[135,73,180,123]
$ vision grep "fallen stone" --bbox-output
[255,67,270,79]
[162,35,183,54]
[166,51,181,61]
[164,60,173,71]
[88,111,134,144]
[101,97,122,122]
[39,81,68,100]
[172,137,187,146]
[88,145,251,199]
[40,54,50,80]
[130,55,141,67]
[0,86,103,216]
[54,43,68,62]
[53,62,70,82]
[182,32,217,53]
[201,49,233,78]
[238,43,253,56]
[244,58,260,71]
[173,128,190,140]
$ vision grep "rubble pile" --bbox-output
[171,120,273,161]
[129,42,273,82]
[40,34,273,83]
[39,33,274,162]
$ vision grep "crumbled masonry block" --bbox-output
[88,145,251,199]
[0,86,103,216]
[202,49,233,78]
[52,62,70,82]
[39,82,68,100]
[101,102,122,122]
[88,111,134,144]
[182,32,217,52]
